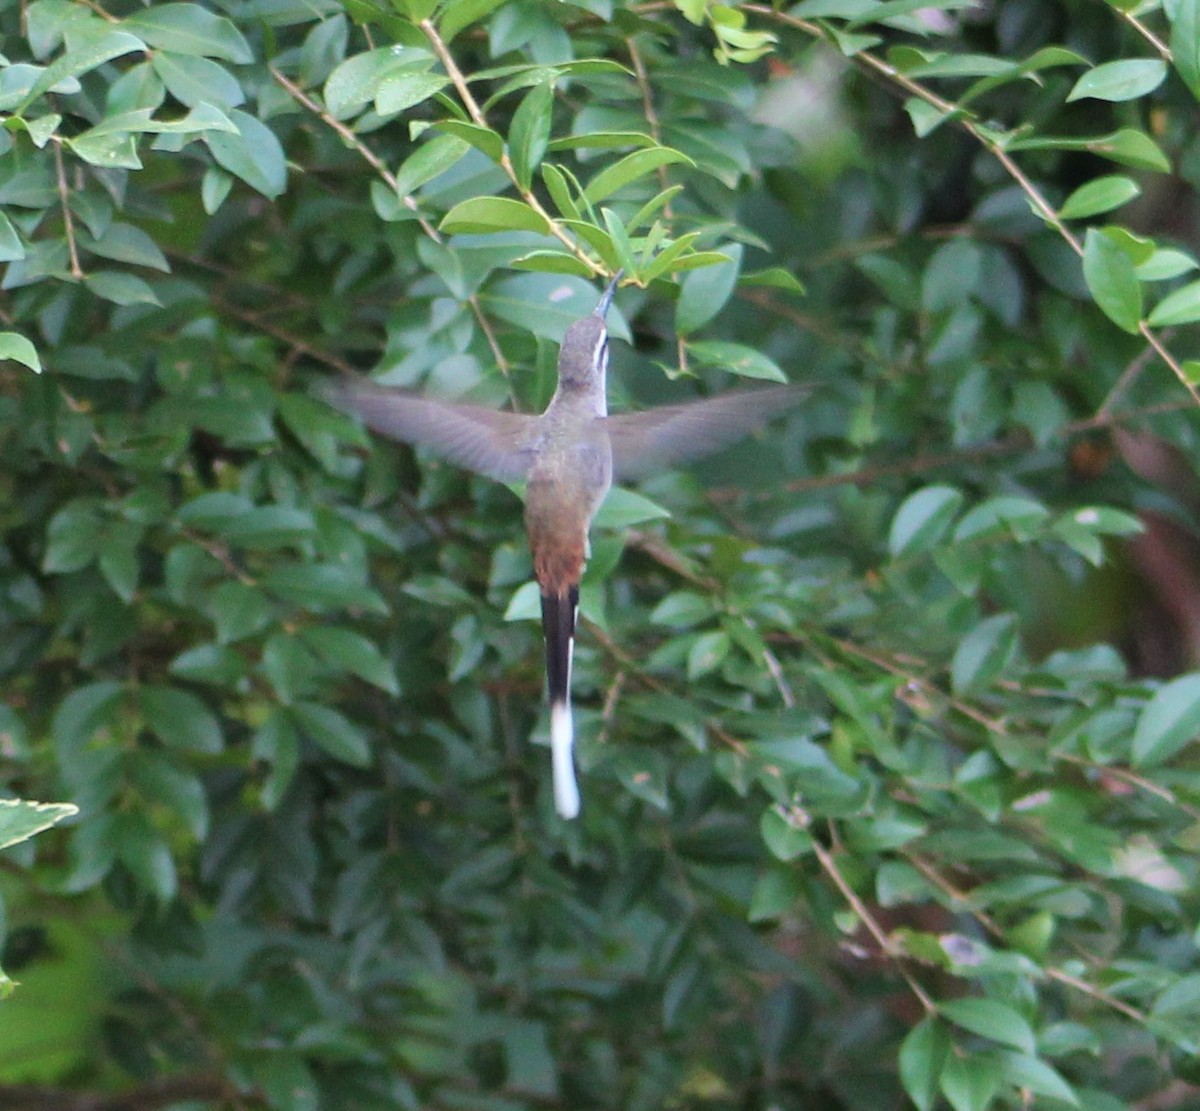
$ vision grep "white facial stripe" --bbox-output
[593,332,609,415]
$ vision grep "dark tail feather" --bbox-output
[541,586,581,818]
[540,586,579,704]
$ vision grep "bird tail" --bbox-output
[541,586,580,819]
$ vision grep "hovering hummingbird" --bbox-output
[323,273,805,819]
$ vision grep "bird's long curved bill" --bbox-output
[595,270,622,318]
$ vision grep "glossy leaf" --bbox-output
[508,81,553,191]
[1059,175,1140,219]
[440,196,550,235]
[1148,280,1200,326]
[675,243,741,334]
[1082,227,1143,333]
[582,147,694,205]
[889,485,963,555]
[1132,673,1200,766]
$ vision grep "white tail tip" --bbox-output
[550,701,580,819]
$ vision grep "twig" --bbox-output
[790,808,937,1013]
[1107,1,1172,60]
[52,140,83,280]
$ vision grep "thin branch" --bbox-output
[1046,965,1148,1024]
[790,808,937,1013]
[1108,1,1172,60]
[52,140,83,280]
[762,641,796,708]
[1096,336,1166,416]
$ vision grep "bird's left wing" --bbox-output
[605,384,809,481]
[320,378,539,483]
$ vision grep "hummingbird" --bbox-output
[322,273,806,819]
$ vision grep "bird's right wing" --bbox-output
[605,384,809,481]
[320,378,539,483]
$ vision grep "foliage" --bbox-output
[0,0,1199,1108]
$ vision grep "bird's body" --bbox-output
[322,274,805,819]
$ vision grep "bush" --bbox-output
[1,1,1199,1108]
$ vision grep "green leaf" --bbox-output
[1059,175,1141,220]
[1132,673,1200,766]
[139,685,224,754]
[84,271,161,307]
[325,47,427,119]
[439,0,508,42]
[0,331,42,373]
[650,591,715,628]
[131,754,208,840]
[1148,280,1200,326]
[0,800,79,851]
[289,701,372,766]
[899,1017,951,1111]
[687,630,731,679]
[302,626,399,694]
[1067,59,1167,102]
[151,51,244,109]
[262,564,388,615]
[44,501,100,572]
[53,682,123,754]
[582,147,694,205]
[503,580,541,622]
[951,613,1019,694]
[0,212,25,262]
[740,266,805,293]
[393,134,471,198]
[995,1051,1079,1104]
[20,30,145,110]
[760,808,812,860]
[221,506,316,550]
[941,997,1035,1053]
[940,1052,999,1111]
[208,581,272,643]
[509,249,594,276]
[888,485,963,556]
[1009,128,1170,172]
[548,131,657,152]
[676,243,742,334]
[1171,0,1200,99]
[508,82,553,191]
[374,70,449,116]
[687,339,788,383]
[440,196,550,235]
[82,223,170,271]
[122,4,252,63]
[431,119,505,161]
[593,487,671,529]
[1082,227,1143,333]
[1137,248,1198,281]
[542,163,581,220]
[204,110,287,198]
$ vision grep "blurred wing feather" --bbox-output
[320,379,537,482]
[606,384,808,481]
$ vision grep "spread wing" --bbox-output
[605,384,809,481]
[319,378,539,483]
